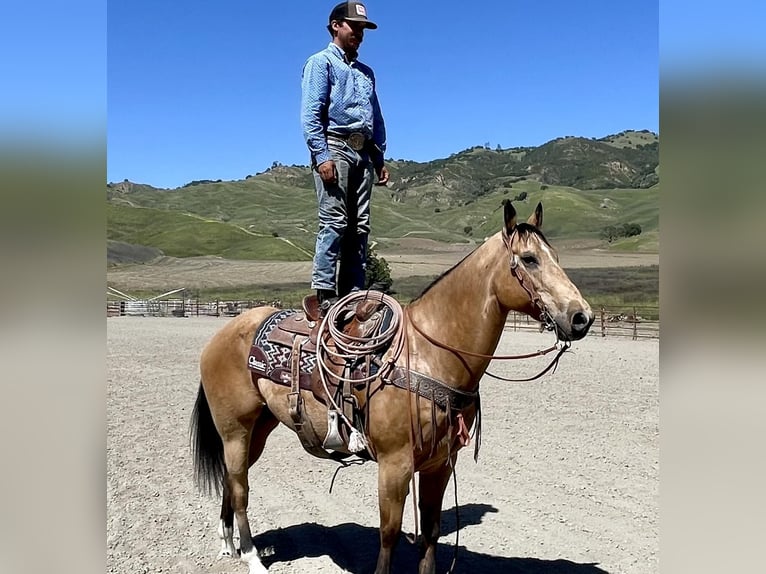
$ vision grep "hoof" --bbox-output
[242,549,269,573]
[217,546,239,559]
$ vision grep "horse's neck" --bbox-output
[405,236,508,389]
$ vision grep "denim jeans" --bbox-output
[311,139,373,295]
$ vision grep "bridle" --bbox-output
[502,227,558,332]
[407,227,571,383]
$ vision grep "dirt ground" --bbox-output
[107,317,658,574]
[106,241,659,292]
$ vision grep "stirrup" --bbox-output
[323,410,344,450]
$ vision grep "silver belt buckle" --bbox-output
[347,132,366,151]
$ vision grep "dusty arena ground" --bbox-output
[107,317,658,574]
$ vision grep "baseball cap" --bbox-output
[329,1,378,29]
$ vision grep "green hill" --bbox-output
[107,130,658,262]
[106,204,311,261]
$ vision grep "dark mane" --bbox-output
[411,224,551,303]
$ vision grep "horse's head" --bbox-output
[497,201,594,341]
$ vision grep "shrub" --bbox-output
[600,225,618,242]
[366,245,392,292]
[600,222,642,243]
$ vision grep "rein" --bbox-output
[405,228,572,383]
[406,308,569,382]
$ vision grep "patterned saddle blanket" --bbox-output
[248,309,318,391]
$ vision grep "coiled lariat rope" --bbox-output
[315,290,405,451]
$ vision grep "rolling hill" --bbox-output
[107,130,658,264]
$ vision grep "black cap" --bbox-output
[329,1,378,29]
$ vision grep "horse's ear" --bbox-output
[503,200,518,235]
[526,202,543,229]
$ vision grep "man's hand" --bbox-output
[375,165,389,186]
[317,160,337,184]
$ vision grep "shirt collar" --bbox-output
[327,42,356,64]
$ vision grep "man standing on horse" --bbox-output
[301,1,389,314]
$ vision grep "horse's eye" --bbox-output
[521,255,538,266]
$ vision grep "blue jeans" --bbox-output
[311,139,373,295]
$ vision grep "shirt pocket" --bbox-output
[353,69,374,99]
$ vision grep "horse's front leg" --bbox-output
[374,453,412,574]
[417,459,455,574]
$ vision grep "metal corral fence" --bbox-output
[106,298,284,318]
[108,299,659,340]
[506,305,659,340]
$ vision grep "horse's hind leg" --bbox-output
[218,409,278,560]
[220,431,268,573]
[417,460,455,574]
[217,480,237,558]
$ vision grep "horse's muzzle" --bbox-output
[569,310,594,341]
[553,308,594,342]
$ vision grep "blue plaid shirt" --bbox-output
[301,43,386,168]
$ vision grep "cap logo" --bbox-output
[355,4,367,17]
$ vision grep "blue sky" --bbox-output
[0,2,105,144]
[107,0,659,189]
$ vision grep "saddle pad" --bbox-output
[248,309,317,385]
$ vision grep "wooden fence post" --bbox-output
[633,305,638,340]
[600,306,606,337]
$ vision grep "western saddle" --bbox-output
[248,293,391,460]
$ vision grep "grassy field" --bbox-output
[107,203,313,259]
[108,181,659,257]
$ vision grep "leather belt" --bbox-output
[327,132,368,151]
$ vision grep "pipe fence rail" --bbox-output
[107,299,659,340]
[506,305,659,340]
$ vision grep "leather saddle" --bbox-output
[247,293,391,458]
[248,295,384,395]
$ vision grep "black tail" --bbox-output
[190,382,225,496]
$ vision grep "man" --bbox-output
[301,1,389,313]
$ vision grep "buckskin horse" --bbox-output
[190,201,594,573]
